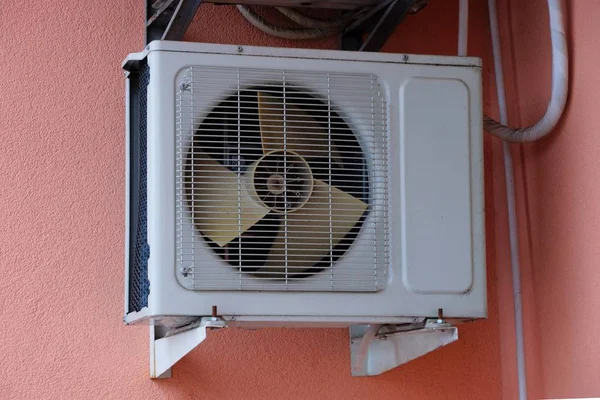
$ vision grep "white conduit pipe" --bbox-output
[354,324,381,373]
[459,0,529,398]
[458,0,469,56]
[484,0,568,142]
[486,1,528,398]
[461,0,567,399]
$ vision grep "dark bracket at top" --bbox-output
[145,0,427,52]
[146,0,203,43]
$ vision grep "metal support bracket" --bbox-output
[144,0,428,52]
[342,0,416,52]
[146,0,203,45]
[342,0,430,52]
[150,317,225,379]
[349,319,458,376]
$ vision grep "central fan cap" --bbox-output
[250,150,314,213]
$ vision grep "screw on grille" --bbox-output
[181,266,193,278]
[179,81,192,92]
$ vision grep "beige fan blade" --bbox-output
[262,179,368,273]
[257,92,344,167]
[186,152,270,247]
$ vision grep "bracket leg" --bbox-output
[350,321,458,376]
[150,324,208,378]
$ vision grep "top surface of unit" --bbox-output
[123,41,482,71]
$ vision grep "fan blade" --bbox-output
[187,152,270,247]
[257,92,344,167]
[262,179,368,273]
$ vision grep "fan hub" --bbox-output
[266,174,285,194]
[251,150,314,213]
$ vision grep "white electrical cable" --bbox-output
[487,0,529,396]
[237,2,395,41]
[462,0,567,397]
[484,0,568,142]
[485,0,569,397]
[354,324,381,373]
[458,0,469,56]
[276,7,366,30]
[487,2,528,398]
[459,8,526,397]
[461,0,529,398]
[236,5,343,39]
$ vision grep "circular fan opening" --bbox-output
[185,85,369,279]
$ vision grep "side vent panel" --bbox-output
[128,65,151,313]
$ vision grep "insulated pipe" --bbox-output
[484,0,568,142]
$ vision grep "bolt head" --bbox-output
[179,81,192,92]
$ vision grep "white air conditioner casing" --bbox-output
[123,41,485,332]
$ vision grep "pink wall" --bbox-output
[0,0,595,399]
[494,0,600,398]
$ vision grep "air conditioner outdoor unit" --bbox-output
[123,41,485,378]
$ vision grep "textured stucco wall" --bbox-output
[493,0,600,398]
[0,1,510,399]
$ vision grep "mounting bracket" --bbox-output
[144,0,429,52]
[146,0,203,44]
[342,0,418,52]
[349,319,458,376]
[150,317,225,379]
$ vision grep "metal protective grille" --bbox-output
[176,66,388,291]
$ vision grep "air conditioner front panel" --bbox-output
[126,42,485,322]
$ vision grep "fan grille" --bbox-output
[176,66,388,291]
